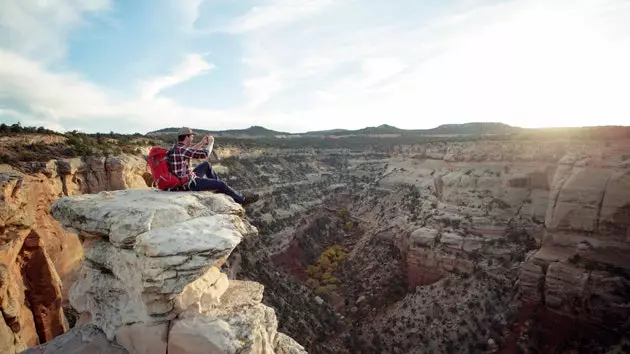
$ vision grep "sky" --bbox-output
[0,0,629,134]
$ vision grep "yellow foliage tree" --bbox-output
[305,245,346,295]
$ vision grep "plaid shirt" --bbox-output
[167,142,209,181]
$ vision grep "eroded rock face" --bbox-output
[29,189,305,354]
[0,174,68,352]
[0,155,151,353]
[520,158,630,329]
[21,324,128,354]
[19,155,149,195]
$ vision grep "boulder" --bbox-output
[20,325,128,354]
[30,189,305,354]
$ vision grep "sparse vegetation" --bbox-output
[0,125,160,167]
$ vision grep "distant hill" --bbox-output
[303,122,519,137]
[149,122,521,139]
[146,122,630,141]
[304,124,403,136]
[421,122,521,135]
[147,125,289,138]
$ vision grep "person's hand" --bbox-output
[207,135,215,145]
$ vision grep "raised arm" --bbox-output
[183,135,213,158]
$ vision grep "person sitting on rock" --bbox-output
[167,127,259,205]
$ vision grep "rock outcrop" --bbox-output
[0,154,150,353]
[1,173,70,353]
[25,189,306,354]
[520,157,630,329]
[18,155,150,195]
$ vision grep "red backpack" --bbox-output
[147,146,189,190]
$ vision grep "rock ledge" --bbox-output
[25,189,306,354]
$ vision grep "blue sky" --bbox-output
[1,0,629,134]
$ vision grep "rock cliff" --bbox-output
[24,189,305,354]
[0,155,149,353]
[520,155,630,330]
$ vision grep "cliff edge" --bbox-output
[24,189,306,354]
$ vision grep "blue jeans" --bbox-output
[190,162,244,203]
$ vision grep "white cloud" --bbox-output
[139,53,215,100]
[0,49,249,133]
[227,0,340,33]
[1,0,630,134]
[0,0,111,60]
[233,0,630,130]
[0,49,115,120]
[174,0,204,32]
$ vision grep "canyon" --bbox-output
[1,128,629,353]
[219,137,630,353]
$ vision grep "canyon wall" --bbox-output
[520,155,630,330]
[218,138,630,352]
[0,155,148,353]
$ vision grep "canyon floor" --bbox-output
[1,127,629,353]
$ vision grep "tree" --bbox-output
[10,122,22,133]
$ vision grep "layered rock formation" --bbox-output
[25,189,305,354]
[216,138,630,352]
[0,155,149,353]
[520,155,630,330]
[1,173,72,353]
[17,155,150,195]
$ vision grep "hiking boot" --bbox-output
[241,192,260,206]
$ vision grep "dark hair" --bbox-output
[177,134,191,142]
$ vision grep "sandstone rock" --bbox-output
[50,190,302,353]
[0,173,29,228]
[21,325,128,354]
[274,333,308,354]
[519,262,545,303]
[168,316,240,354]
[462,236,484,253]
[440,232,463,251]
[598,169,630,240]
[409,227,437,248]
[0,173,72,352]
[55,158,83,176]
[169,281,280,354]
[115,322,168,354]
[174,267,229,315]
[544,262,588,310]
[546,167,610,232]
[521,159,630,329]
[52,189,245,247]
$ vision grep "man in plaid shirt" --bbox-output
[167,127,259,205]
